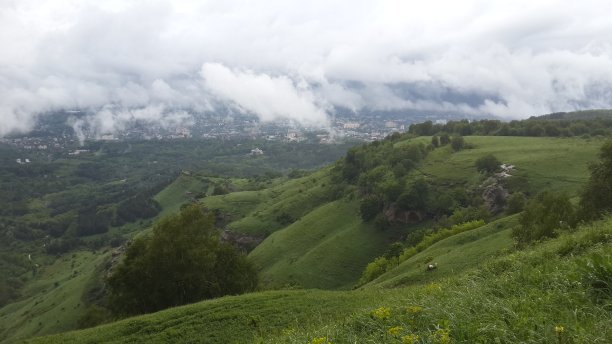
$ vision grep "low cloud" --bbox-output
[201,63,328,125]
[1,0,612,136]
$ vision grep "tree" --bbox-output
[506,192,526,214]
[107,205,257,316]
[450,135,465,151]
[513,191,575,244]
[579,140,612,220]
[439,133,451,146]
[360,196,383,222]
[431,136,440,147]
[475,154,501,174]
[397,179,429,212]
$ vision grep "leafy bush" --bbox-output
[579,140,612,220]
[513,191,575,244]
[475,154,501,174]
[506,192,526,214]
[450,135,465,151]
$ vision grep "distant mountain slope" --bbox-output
[533,109,612,120]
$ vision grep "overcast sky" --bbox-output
[2,0,612,136]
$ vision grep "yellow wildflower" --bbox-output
[371,306,391,320]
[308,337,331,344]
[282,328,296,336]
[424,282,442,294]
[402,333,420,344]
[387,326,403,336]
[406,305,424,314]
[555,325,565,334]
[431,329,450,344]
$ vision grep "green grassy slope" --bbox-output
[153,174,212,218]
[365,215,517,288]
[26,289,394,344]
[29,217,612,344]
[0,251,109,343]
[422,136,600,195]
[202,168,333,236]
[249,200,395,290]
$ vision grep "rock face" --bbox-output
[384,205,423,224]
[482,183,509,214]
[481,163,516,214]
[220,230,264,252]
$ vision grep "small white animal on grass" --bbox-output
[426,263,438,271]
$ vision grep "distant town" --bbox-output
[0,110,473,159]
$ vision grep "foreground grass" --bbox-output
[26,289,396,344]
[29,217,612,343]
[277,218,612,344]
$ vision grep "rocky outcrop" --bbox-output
[384,205,424,224]
[481,163,516,214]
[220,230,264,252]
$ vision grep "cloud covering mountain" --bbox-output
[2,0,612,136]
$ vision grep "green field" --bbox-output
[421,136,601,195]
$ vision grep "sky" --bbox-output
[2,0,612,136]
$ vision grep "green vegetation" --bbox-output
[29,217,612,343]
[513,191,575,244]
[107,205,257,316]
[0,251,110,342]
[579,139,612,220]
[409,110,612,137]
[358,220,486,285]
[474,154,500,174]
[249,200,394,290]
[0,138,352,342]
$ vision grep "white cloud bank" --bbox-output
[1,0,612,136]
[201,63,328,125]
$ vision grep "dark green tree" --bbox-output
[360,196,383,222]
[439,133,451,146]
[431,135,440,147]
[397,179,429,211]
[506,192,526,214]
[450,135,465,151]
[579,140,612,220]
[107,205,257,316]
